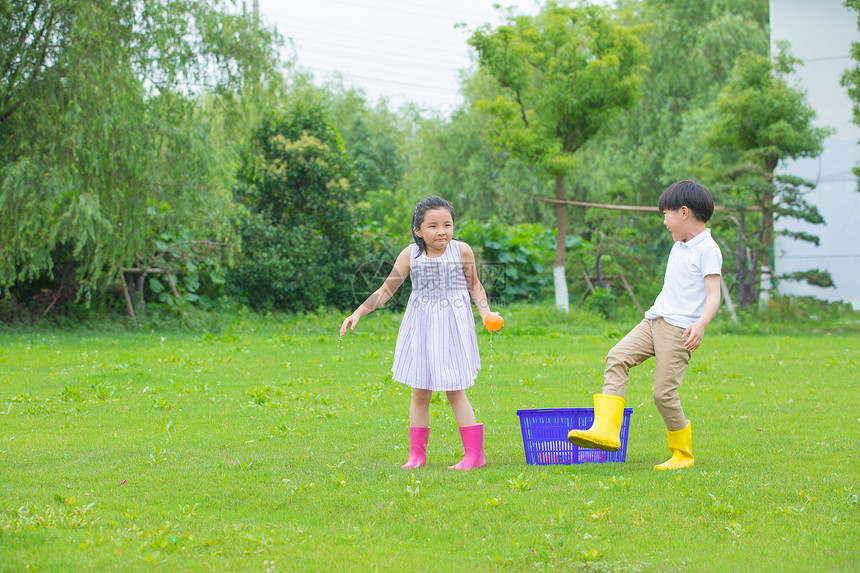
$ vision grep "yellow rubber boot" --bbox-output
[567,394,625,452]
[654,422,694,470]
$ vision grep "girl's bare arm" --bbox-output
[340,247,411,336]
[459,242,492,321]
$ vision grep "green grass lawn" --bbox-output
[1,305,858,572]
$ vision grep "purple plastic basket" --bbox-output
[517,407,633,465]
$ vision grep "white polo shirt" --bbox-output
[644,228,723,328]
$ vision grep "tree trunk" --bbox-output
[748,244,761,308]
[735,214,746,304]
[134,255,146,317]
[760,159,778,304]
[760,187,774,280]
[750,223,764,309]
[595,253,605,288]
[735,212,757,308]
[136,271,146,317]
[553,174,569,312]
[120,271,137,326]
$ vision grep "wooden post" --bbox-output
[581,270,596,300]
[165,270,189,320]
[720,275,738,322]
[42,265,70,316]
[618,273,644,315]
[553,175,570,313]
[120,271,137,326]
[135,271,146,317]
[165,271,181,298]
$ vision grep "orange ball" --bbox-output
[483,313,504,332]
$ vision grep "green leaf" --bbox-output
[149,278,164,294]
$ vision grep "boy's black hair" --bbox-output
[412,196,455,254]
[657,180,714,222]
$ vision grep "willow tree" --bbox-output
[0,0,283,314]
[467,2,648,312]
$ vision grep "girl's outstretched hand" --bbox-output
[483,312,504,332]
[340,314,360,337]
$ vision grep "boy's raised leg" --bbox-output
[567,393,625,451]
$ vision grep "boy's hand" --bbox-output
[683,321,706,351]
[685,275,720,351]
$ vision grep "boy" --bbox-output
[568,180,722,470]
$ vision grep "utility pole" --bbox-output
[243,1,259,16]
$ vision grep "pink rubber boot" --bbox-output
[448,423,487,470]
[401,427,430,469]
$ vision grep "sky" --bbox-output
[254,0,539,113]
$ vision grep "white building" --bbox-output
[771,0,860,309]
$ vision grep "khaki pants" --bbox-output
[602,317,691,431]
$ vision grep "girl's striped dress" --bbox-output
[391,240,481,391]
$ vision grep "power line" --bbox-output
[779,254,860,258]
[298,57,462,85]
[275,16,469,58]
[293,61,463,98]
[309,0,499,24]
[306,68,460,94]
[345,72,457,92]
[292,37,464,71]
[255,0,502,110]
[802,55,851,62]
[300,69,461,96]
[539,199,764,212]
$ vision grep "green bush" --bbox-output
[583,286,619,319]
[229,103,360,312]
[228,215,333,312]
[457,218,555,302]
[357,188,414,246]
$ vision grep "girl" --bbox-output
[340,196,499,470]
